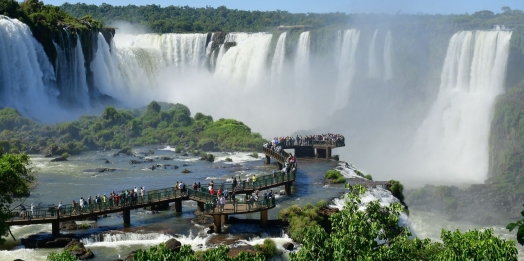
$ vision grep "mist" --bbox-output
[0,14,514,187]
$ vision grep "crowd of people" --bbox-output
[264,133,345,148]
[16,169,289,219]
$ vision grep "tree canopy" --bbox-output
[0,150,35,244]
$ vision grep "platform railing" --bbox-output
[8,169,295,221]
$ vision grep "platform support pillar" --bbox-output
[52,220,60,237]
[260,209,268,227]
[175,199,182,213]
[123,209,131,225]
[214,215,222,233]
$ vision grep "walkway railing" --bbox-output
[272,139,345,148]
[262,147,286,164]
[8,169,296,221]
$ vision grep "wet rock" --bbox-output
[182,163,188,167]
[14,259,25,261]
[182,168,191,173]
[283,242,294,250]
[144,158,154,163]
[165,238,182,253]
[105,159,111,164]
[44,154,53,158]
[96,168,116,172]
[129,160,141,164]
[65,239,94,260]
[21,234,76,248]
[51,156,67,162]
[173,165,179,169]
[279,190,286,195]
[160,156,172,160]
[182,153,189,156]
[207,225,215,234]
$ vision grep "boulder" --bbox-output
[21,234,75,248]
[65,239,94,260]
[105,159,111,164]
[182,169,192,174]
[51,156,67,162]
[173,165,179,169]
[181,153,189,156]
[283,242,294,250]
[129,160,141,164]
[160,156,172,160]
[165,238,182,253]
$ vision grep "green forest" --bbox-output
[0,101,265,155]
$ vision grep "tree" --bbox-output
[290,184,518,261]
[0,152,35,244]
[507,203,524,246]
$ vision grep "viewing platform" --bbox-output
[6,171,296,234]
[262,136,345,168]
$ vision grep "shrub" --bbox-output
[333,176,346,184]
[389,180,405,201]
[261,238,278,258]
[332,154,339,161]
[201,153,215,162]
[61,152,69,159]
[325,170,342,179]
[225,157,232,162]
[251,152,258,158]
[364,174,373,180]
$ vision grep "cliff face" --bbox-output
[489,26,524,193]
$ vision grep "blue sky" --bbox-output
[49,0,524,15]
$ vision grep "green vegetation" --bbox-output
[47,250,76,261]
[132,244,264,261]
[251,152,258,158]
[200,152,215,162]
[285,184,518,261]
[364,174,373,180]
[0,0,107,65]
[225,157,232,162]
[0,101,266,155]
[0,148,35,244]
[324,170,346,183]
[253,239,278,258]
[507,203,524,246]
[331,154,339,161]
[388,179,405,202]
[277,201,328,242]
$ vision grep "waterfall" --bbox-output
[0,16,59,120]
[270,32,287,87]
[413,30,512,183]
[383,31,393,81]
[55,33,90,108]
[295,31,310,89]
[214,33,272,86]
[368,29,380,79]
[334,29,360,111]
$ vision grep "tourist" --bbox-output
[72,200,77,214]
[252,175,257,187]
[134,186,138,194]
[219,194,225,212]
[19,204,26,219]
[232,177,237,190]
[180,181,186,196]
[87,195,92,207]
[140,187,144,199]
[193,182,198,190]
[30,203,34,217]
[197,182,201,189]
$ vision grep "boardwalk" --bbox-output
[263,137,345,166]
[7,171,296,234]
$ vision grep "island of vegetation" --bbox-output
[0,101,265,155]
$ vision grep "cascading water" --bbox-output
[383,30,393,81]
[55,32,90,108]
[294,31,310,89]
[0,16,60,120]
[334,29,360,112]
[412,30,512,183]
[214,33,272,86]
[368,29,381,79]
[270,32,287,87]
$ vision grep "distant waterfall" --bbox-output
[334,29,360,111]
[295,31,310,88]
[368,29,380,79]
[270,32,287,86]
[413,30,512,182]
[383,31,392,81]
[55,33,90,108]
[214,33,272,86]
[0,16,59,120]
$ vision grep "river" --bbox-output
[0,147,522,260]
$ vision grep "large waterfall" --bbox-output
[412,30,512,183]
[0,16,515,184]
[0,16,60,121]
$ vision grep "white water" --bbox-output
[334,29,360,112]
[0,16,61,120]
[271,32,287,87]
[383,30,393,81]
[294,32,310,89]
[412,30,512,183]
[368,29,380,79]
